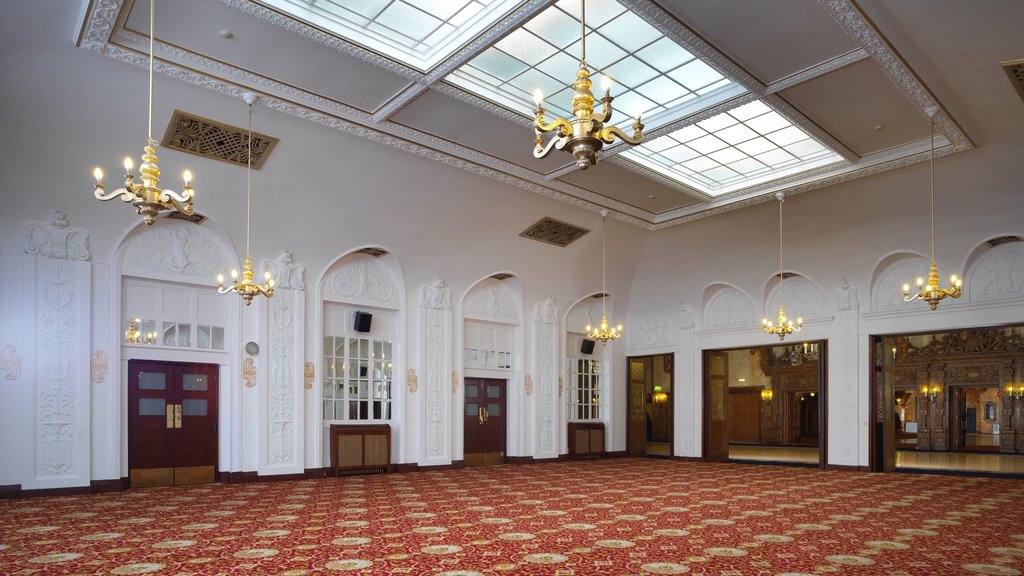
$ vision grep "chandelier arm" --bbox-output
[158,187,194,204]
[533,132,565,159]
[534,116,572,136]
[94,186,135,203]
[159,194,195,216]
[598,124,644,145]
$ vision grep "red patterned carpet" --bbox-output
[2,459,1024,575]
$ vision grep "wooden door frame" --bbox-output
[626,353,674,457]
[127,359,220,485]
[702,343,828,468]
[462,377,508,466]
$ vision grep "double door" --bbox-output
[128,360,219,487]
[463,378,506,466]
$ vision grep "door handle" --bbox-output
[174,403,182,429]
[479,407,485,424]
[482,407,489,423]
[166,403,174,429]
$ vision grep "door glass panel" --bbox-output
[162,322,177,346]
[182,398,207,416]
[466,386,479,398]
[177,323,192,347]
[183,374,208,391]
[323,401,334,420]
[138,372,166,390]
[139,397,166,416]
[487,385,501,398]
[487,403,501,417]
[465,403,479,417]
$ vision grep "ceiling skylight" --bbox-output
[445,0,743,132]
[260,0,523,72]
[620,100,844,197]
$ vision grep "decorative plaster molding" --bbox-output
[873,257,930,312]
[24,210,90,261]
[304,362,315,390]
[407,368,418,394]
[705,287,754,329]
[1,345,21,380]
[263,250,305,291]
[633,316,679,349]
[452,370,459,394]
[817,0,972,151]
[766,49,869,94]
[525,374,533,397]
[91,350,108,384]
[558,376,563,398]
[36,258,78,476]
[123,222,228,279]
[243,357,256,388]
[535,298,559,325]
[767,276,828,321]
[464,280,518,323]
[679,303,696,330]
[835,278,861,311]
[968,243,1024,302]
[323,258,398,307]
[418,278,452,311]
[567,300,604,335]
[268,292,297,465]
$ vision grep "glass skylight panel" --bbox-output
[446,0,740,134]
[621,100,843,196]
[260,0,522,72]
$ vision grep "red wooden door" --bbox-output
[627,358,648,457]
[129,360,219,487]
[463,378,506,466]
[705,351,729,461]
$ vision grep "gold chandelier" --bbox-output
[531,0,644,170]
[217,93,274,306]
[586,210,622,344]
[762,193,802,341]
[92,0,195,225]
[902,111,961,310]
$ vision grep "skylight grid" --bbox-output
[621,100,843,196]
[260,0,521,71]
[446,0,738,132]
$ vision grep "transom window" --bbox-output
[323,336,393,421]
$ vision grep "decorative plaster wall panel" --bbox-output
[122,220,229,282]
[90,350,108,384]
[0,345,20,380]
[532,298,559,458]
[566,299,604,335]
[464,279,518,323]
[766,276,827,321]
[263,250,305,291]
[872,257,930,311]
[323,257,398,308]
[968,243,1024,302]
[418,278,453,466]
[267,290,299,468]
[704,287,754,329]
[631,316,679,349]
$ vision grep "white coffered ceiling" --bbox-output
[75,0,988,228]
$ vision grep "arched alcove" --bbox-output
[763,273,828,322]
[964,236,1024,303]
[869,251,932,312]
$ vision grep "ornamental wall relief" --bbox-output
[766,276,826,321]
[705,287,754,329]
[968,243,1024,301]
[464,278,518,323]
[122,219,228,281]
[323,256,398,306]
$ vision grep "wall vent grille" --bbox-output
[357,247,390,257]
[161,110,278,169]
[1002,59,1024,103]
[167,211,206,224]
[490,273,514,280]
[519,217,589,247]
[987,235,1022,247]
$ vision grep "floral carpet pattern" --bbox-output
[2,459,1023,575]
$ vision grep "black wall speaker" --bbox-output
[580,339,596,355]
[353,311,372,333]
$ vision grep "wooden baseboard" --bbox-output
[415,461,465,472]
[19,485,92,498]
[0,484,21,499]
[91,478,128,493]
[824,464,869,472]
[671,456,704,462]
[506,456,533,465]
[256,473,307,483]
[305,468,329,479]
[606,450,627,459]
[218,471,258,484]
[393,463,419,473]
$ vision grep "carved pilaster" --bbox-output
[532,299,559,459]
[418,278,452,466]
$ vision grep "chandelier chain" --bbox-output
[930,117,935,263]
[778,194,784,308]
[601,210,607,318]
[580,0,586,65]
[246,102,252,258]
[147,0,154,145]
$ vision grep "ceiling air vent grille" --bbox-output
[1002,59,1024,103]
[519,217,589,247]
[357,247,389,257]
[987,235,1022,247]
[166,211,206,224]
[161,110,278,169]
[490,273,514,280]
